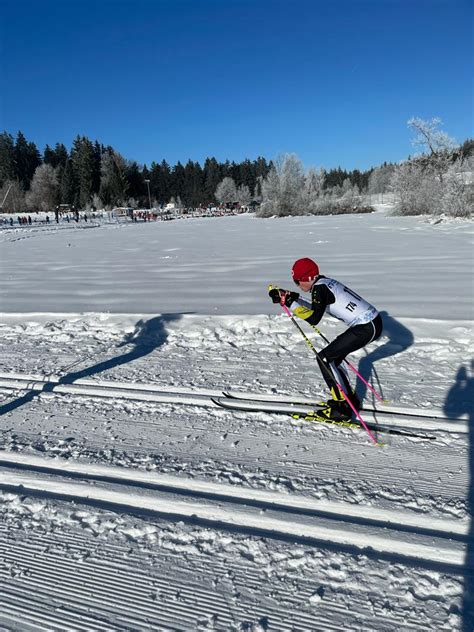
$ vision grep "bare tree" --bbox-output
[390,118,471,216]
[408,117,458,184]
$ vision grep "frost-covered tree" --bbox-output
[257,154,307,217]
[302,167,326,214]
[368,164,395,198]
[278,154,306,215]
[408,117,458,185]
[391,118,470,216]
[390,160,442,215]
[25,164,59,211]
[236,183,251,206]
[340,178,360,207]
[91,193,103,211]
[440,159,474,218]
[215,177,237,205]
[257,167,280,217]
[305,167,325,199]
[0,180,26,213]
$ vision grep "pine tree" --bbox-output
[44,143,69,169]
[14,131,41,190]
[99,149,129,207]
[43,144,55,166]
[59,159,76,204]
[92,141,103,195]
[71,135,95,208]
[126,161,144,201]
[183,160,203,206]
[203,157,221,203]
[0,132,16,187]
[158,160,171,203]
[170,162,185,200]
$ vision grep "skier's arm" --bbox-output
[290,284,334,326]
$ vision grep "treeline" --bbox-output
[0,130,383,212]
[0,131,275,211]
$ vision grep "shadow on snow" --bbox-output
[356,310,414,403]
[0,314,182,416]
[444,360,474,632]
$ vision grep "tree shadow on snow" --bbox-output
[355,310,414,404]
[444,360,474,632]
[0,314,182,417]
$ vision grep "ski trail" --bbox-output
[0,372,465,433]
[0,452,468,568]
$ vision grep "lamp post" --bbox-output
[144,179,152,210]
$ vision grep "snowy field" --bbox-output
[0,207,473,631]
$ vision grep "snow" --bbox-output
[1,207,473,318]
[0,206,473,630]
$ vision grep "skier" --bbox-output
[269,257,383,421]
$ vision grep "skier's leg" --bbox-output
[318,316,383,408]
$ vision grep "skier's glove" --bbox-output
[268,286,299,307]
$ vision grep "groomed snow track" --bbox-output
[0,452,468,568]
[0,371,466,435]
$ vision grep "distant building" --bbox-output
[112,207,134,218]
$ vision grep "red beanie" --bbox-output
[291,258,319,282]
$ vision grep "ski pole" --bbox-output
[278,301,380,446]
[308,323,386,403]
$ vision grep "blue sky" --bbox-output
[1,0,472,170]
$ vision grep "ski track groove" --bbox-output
[1,543,238,625]
[0,536,318,632]
[2,511,348,630]
[0,372,464,434]
[1,561,235,631]
[1,404,467,514]
[0,454,468,570]
[0,451,468,537]
[1,591,123,632]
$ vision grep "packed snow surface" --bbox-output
[1,207,472,318]
[0,207,473,631]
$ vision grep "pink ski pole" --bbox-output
[309,324,386,403]
[278,301,381,446]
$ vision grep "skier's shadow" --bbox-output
[356,310,414,402]
[444,361,474,631]
[0,314,182,416]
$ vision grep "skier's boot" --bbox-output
[327,401,353,422]
[324,388,361,412]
